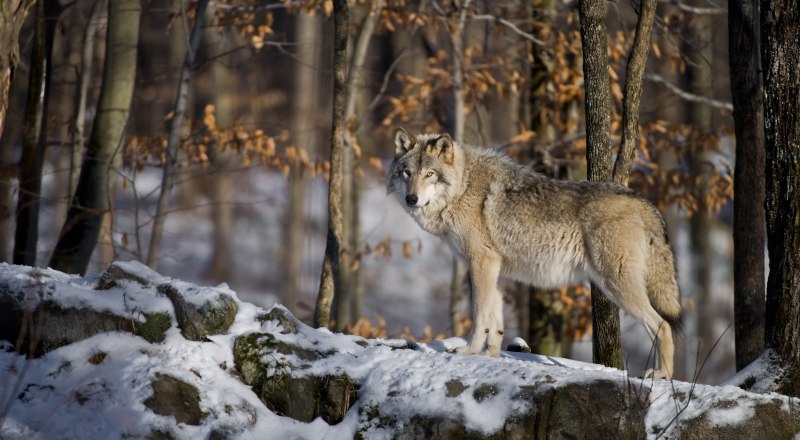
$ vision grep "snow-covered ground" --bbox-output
[1,263,796,439]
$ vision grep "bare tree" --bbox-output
[49,0,141,275]
[205,4,234,284]
[147,0,209,268]
[761,0,800,397]
[69,0,105,200]
[577,0,623,370]
[729,0,765,371]
[611,0,658,185]
[314,0,349,328]
[14,0,60,266]
[580,0,658,369]
[447,0,471,339]
[284,10,321,315]
[335,0,384,331]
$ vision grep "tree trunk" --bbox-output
[0,0,36,264]
[147,0,208,268]
[529,287,568,356]
[284,10,321,315]
[207,95,233,281]
[336,150,353,331]
[314,0,349,329]
[517,0,567,355]
[762,0,800,397]
[333,0,383,331]
[49,0,141,275]
[0,0,36,143]
[729,0,766,372]
[336,0,383,331]
[578,0,623,370]
[14,0,57,266]
[69,0,105,201]
[684,3,716,376]
[447,0,471,338]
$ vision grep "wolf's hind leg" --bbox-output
[588,230,674,378]
[457,253,503,357]
[642,318,674,380]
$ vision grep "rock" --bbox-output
[232,330,357,424]
[0,288,170,356]
[143,373,207,425]
[157,284,237,341]
[507,337,531,353]
[95,262,155,290]
[257,306,301,334]
[362,379,648,439]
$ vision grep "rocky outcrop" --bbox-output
[237,307,800,439]
[0,262,237,355]
[157,283,237,341]
[0,277,170,356]
[1,264,798,439]
[233,308,358,424]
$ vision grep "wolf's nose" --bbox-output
[406,194,418,206]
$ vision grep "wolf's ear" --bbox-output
[427,134,454,165]
[394,128,413,157]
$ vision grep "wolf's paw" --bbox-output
[643,368,672,380]
[485,346,501,358]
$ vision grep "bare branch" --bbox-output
[345,0,384,121]
[148,0,209,267]
[368,51,413,111]
[645,73,733,111]
[207,1,299,12]
[612,0,658,185]
[450,0,472,142]
[470,14,546,46]
[658,0,727,15]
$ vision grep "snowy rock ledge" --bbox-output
[0,263,799,439]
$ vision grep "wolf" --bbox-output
[386,128,682,379]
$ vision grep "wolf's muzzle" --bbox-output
[405,194,418,207]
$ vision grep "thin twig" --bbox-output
[645,73,733,111]
[368,51,412,111]
[470,14,546,46]
[658,0,726,15]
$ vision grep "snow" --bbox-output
[720,349,785,394]
[1,263,798,439]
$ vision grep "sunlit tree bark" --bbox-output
[314,0,349,328]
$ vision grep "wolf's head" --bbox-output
[386,128,460,218]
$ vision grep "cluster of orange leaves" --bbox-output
[208,0,279,50]
[559,285,594,341]
[346,236,422,273]
[124,105,330,180]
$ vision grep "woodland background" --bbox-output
[0,0,777,385]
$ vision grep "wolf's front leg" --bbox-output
[458,254,503,357]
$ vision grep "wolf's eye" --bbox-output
[402,169,411,178]
[425,171,435,178]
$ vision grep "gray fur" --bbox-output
[387,128,682,379]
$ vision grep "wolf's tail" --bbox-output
[644,211,684,335]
